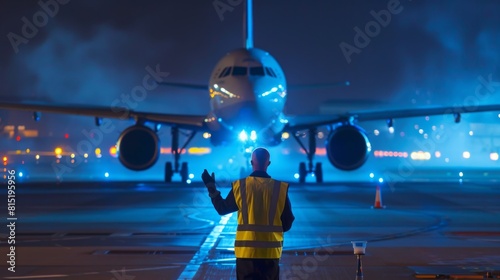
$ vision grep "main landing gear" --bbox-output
[164,127,196,183]
[292,128,323,183]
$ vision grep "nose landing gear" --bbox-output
[164,127,196,183]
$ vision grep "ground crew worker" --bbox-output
[202,147,294,280]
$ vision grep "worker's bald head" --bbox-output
[251,147,271,171]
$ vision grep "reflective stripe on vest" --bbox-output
[232,177,289,259]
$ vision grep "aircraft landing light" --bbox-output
[490,153,499,161]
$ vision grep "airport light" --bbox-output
[462,151,470,159]
[294,173,300,179]
[369,173,374,178]
[109,146,118,158]
[490,153,499,161]
[54,147,63,158]
[189,174,194,179]
[26,148,30,154]
[469,131,474,136]
[281,132,290,140]
[19,172,23,177]
[378,178,384,183]
[203,132,211,139]
[70,153,75,159]
[84,153,89,158]
[388,127,394,134]
[459,172,463,177]
[373,129,380,136]
[2,156,7,162]
[95,148,102,158]
[104,172,109,178]
[35,155,40,160]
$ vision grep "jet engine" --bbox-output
[116,125,159,170]
[325,124,371,171]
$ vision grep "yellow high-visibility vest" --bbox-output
[232,176,289,259]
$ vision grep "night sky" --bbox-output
[2,0,499,115]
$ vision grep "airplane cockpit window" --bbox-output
[250,67,265,76]
[218,67,232,78]
[232,66,247,76]
[265,67,277,78]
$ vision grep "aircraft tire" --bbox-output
[180,162,189,183]
[165,162,173,183]
[299,162,306,183]
[315,162,323,183]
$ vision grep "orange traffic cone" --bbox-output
[371,185,385,209]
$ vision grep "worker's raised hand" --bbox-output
[202,169,215,185]
[201,169,217,194]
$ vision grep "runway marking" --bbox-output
[177,213,233,280]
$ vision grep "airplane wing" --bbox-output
[0,102,207,130]
[285,104,500,132]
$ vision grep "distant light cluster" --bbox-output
[373,150,408,158]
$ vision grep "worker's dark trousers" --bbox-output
[236,258,279,280]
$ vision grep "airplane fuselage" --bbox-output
[205,48,288,146]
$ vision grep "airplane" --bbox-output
[1,0,500,183]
